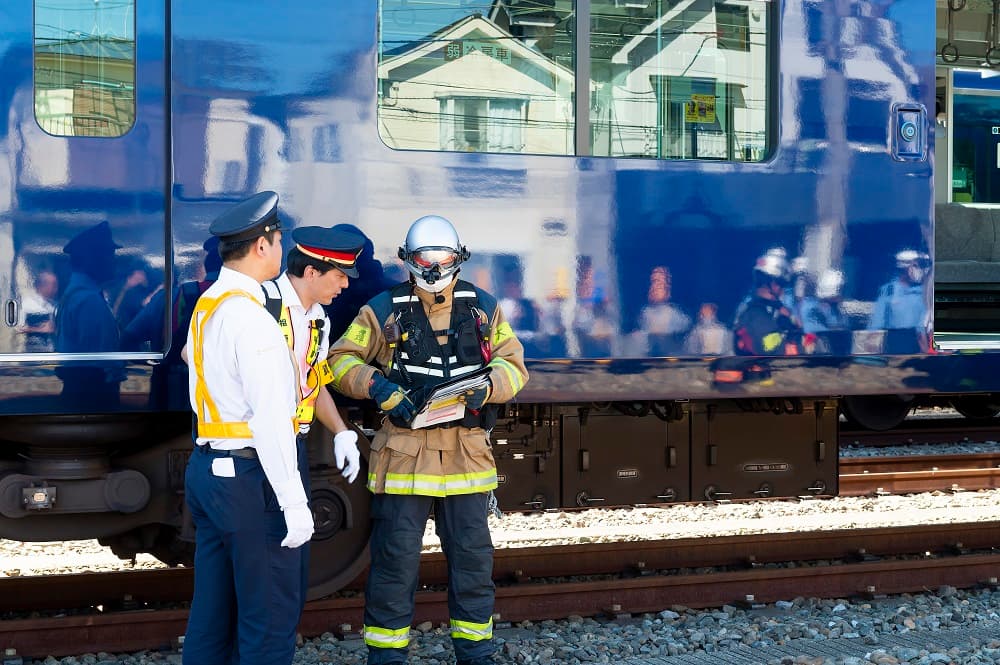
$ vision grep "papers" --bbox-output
[409,367,492,429]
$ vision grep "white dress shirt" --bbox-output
[189,266,306,509]
[273,273,330,431]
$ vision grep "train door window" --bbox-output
[951,69,1000,204]
[33,0,136,137]
[589,0,772,161]
[377,0,575,156]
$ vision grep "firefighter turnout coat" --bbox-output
[328,278,528,496]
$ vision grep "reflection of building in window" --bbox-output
[715,3,750,52]
[376,1,771,162]
[33,0,135,138]
[440,97,526,152]
[378,12,574,156]
[591,0,771,161]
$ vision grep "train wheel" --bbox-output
[841,395,914,431]
[305,422,372,600]
[951,395,1000,421]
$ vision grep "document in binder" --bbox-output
[409,367,492,429]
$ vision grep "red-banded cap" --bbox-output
[292,226,366,278]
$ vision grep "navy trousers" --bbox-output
[365,492,495,665]
[182,443,308,665]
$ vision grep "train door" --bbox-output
[933,0,1000,342]
[0,0,167,410]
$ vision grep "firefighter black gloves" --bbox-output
[458,381,491,411]
[369,373,416,421]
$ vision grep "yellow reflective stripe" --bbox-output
[275,308,327,420]
[492,321,514,346]
[487,357,524,393]
[277,306,293,349]
[762,332,783,352]
[379,470,498,496]
[191,290,260,437]
[198,421,253,438]
[316,360,334,386]
[363,625,410,649]
[332,355,365,388]
[450,617,493,641]
[343,322,372,348]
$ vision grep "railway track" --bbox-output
[4,521,1000,658]
[840,418,1000,447]
[839,452,1000,495]
[4,441,1000,660]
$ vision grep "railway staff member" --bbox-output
[260,225,365,611]
[328,214,529,665]
[182,191,313,665]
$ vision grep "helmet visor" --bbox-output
[410,248,460,270]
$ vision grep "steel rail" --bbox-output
[4,522,1000,658]
[839,452,1000,495]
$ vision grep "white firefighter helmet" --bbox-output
[397,215,470,284]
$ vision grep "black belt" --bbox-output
[196,444,257,460]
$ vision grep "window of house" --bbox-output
[34,0,136,137]
[439,97,527,152]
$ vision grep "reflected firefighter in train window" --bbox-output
[732,250,812,356]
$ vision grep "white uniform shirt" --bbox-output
[272,273,330,433]
[189,266,306,509]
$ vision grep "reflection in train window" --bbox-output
[34,0,136,137]
[590,0,771,161]
[376,0,771,162]
[378,1,576,156]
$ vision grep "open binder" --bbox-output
[408,367,492,429]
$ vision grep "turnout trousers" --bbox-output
[364,492,495,665]
[182,440,308,665]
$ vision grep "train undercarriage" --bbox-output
[1,392,996,596]
[0,397,851,597]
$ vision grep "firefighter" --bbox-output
[733,251,811,356]
[328,214,528,665]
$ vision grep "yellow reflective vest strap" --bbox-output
[275,306,325,425]
[367,469,499,496]
[191,289,260,439]
[450,617,493,642]
[362,625,410,649]
[331,354,366,390]
[487,357,525,393]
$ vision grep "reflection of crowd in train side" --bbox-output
[24,221,932,372]
[494,247,932,359]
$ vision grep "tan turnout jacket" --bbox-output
[328,279,528,496]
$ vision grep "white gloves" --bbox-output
[280,504,314,549]
[333,430,361,484]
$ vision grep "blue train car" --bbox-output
[0,0,989,594]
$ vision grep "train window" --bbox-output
[377,1,576,156]
[33,0,136,137]
[377,1,771,161]
[589,0,772,161]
